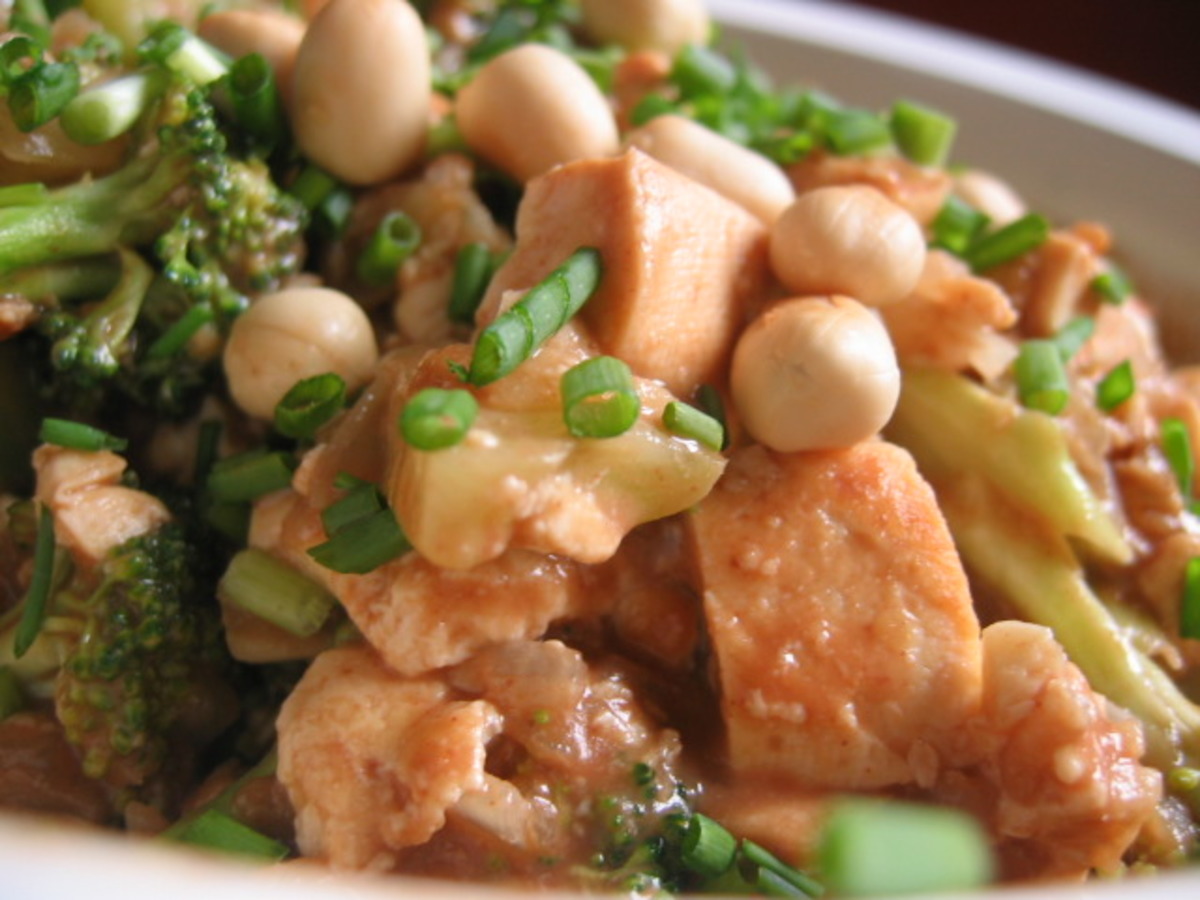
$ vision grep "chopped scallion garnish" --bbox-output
[561,356,640,439]
[206,450,295,503]
[1050,315,1096,361]
[468,246,602,386]
[964,212,1050,271]
[890,99,956,167]
[170,808,289,861]
[137,22,229,85]
[448,242,498,325]
[671,43,737,99]
[12,504,54,659]
[307,507,411,575]
[664,401,724,451]
[1014,339,1070,415]
[321,481,384,536]
[931,195,989,255]
[218,548,337,638]
[145,303,214,359]
[274,373,347,440]
[1092,264,1133,305]
[741,840,824,898]
[226,52,283,154]
[1096,359,1135,412]
[681,814,737,879]
[1161,417,1194,499]
[59,69,163,145]
[8,59,80,131]
[356,211,422,286]
[823,108,892,156]
[39,417,127,452]
[400,387,478,450]
[1182,557,1200,641]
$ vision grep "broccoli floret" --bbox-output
[1,515,229,786]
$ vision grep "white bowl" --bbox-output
[7,1,1199,897]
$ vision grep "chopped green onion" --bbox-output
[629,92,677,127]
[333,470,369,491]
[1096,359,1135,412]
[823,108,892,156]
[468,246,603,386]
[1092,264,1133,305]
[741,840,824,898]
[561,356,640,439]
[170,808,289,861]
[1050,315,1095,361]
[313,187,354,241]
[207,450,295,503]
[694,384,729,449]
[400,387,478,450]
[8,60,80,131]
[226,52,283,153]
[137,22,229,85]
[59,69,163,145]
[204,501,250,544]
[931,195,989,255]
[817,799,993,897]
[288,164,339,211]
[1,36,42,86]
[274,373,347,440]
[0,666,24,720]
[1162,417,1194,499]
[12,505,54,659]
[321,481,385,537]
[356,211,422,286]
[664,401,724,451]
[964,212,1050,271]
[448,242,497,325]
[145,303,214,359]
[307,507,411,575]
[890,100,956,167]
[39,418,127,452]
[1182,558,1200,641]
[671,43,737,98]
[218,548,337,638]
[681,814,737,879]
[1014,339,1070,415]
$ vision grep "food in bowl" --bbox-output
[0,0,1197,895]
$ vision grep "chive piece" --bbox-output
[13,505,54,659]
[1,36,41,86]
[333,470,369,491]
[274,373,347,440]
[145,303,214,359]
[227,52,283,153]
[964,212,1050,271]
[931,195,989,255]
[629,91,677,127]
[39,418,127,452]
[681,814,737,879]
[561,356,640,439]
[59,69,163,145]
[171,808,289,861]
[321,482,384,537]
[356,211,422,286]
[206,451,295,503]
[741,840,824,898]
[8,60,80,131]
[664,401,724,451]
[817,800,993,897]
[313,187,354,241]
[890,99,956,167]
[1014,339,1070,415]
[137,22,229,85]
[1050,315,1096,362]
[400,387,478,450]
[695,384,730,450]
[823,108,892,156]
[1162,417,1194,499]
[671,43,737,98]
[288,164,338,211]
[1182,557,1200,641]
[1092,264,1133,305]
[218,548,337,638]
[307,507,411,575]
[1096,359,1135,412]
[447,242,496,325]
[468,247,603,386]
[0,666,24,720]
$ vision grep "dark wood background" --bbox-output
[832,0,1200,112]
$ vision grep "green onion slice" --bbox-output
[1014,339,1070,416]
[1051,315,1096,362]
[59,68,164,145]
[206,450,295,503]
[1182,557,1200,641]
[561,356,640,439]
[817,799,993,897]
[964,212,1050,271]
[307,508,411,575]
[39,418,128,452]
[12,504,55,659]
[664,401,724,451]
[227,52,282,152]
[741,840,824,898]
[321,481,384,537]
[447,242,497,325]
[1092,264,1133,305]
[824,108,892,156]
[890,99,956,167]
[468,247,602,386]
[400,387,478,450]
[681,814,737,879]
[170,808,289,861]
[1096,359,1135,412]
[8,60,80,131]
[1162,417,1195,499]
[218,548,337,638]
[274,373,347,440]
[671,43,737,98]
[356,211,422,286]
[931,195,989,255]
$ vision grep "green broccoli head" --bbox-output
[53,521,228,785]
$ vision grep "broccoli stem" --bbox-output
[0,256,120,304]
[51,247,153,377]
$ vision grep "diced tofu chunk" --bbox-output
[691,441,982,789]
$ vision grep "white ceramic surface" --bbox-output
[6,1,1200,897]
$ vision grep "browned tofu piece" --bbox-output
[691,441,982,790]
[478,148,768,395]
